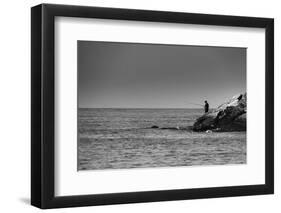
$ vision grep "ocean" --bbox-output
[78,108,246,170]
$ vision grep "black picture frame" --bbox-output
[31,3,274,209]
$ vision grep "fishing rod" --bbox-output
[187,102,204,107]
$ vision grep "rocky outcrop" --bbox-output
[192,93,246,132]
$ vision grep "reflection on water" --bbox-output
[78,108,246,170]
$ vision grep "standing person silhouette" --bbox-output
[204,100,209,113]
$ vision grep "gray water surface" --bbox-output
[78,108,246,170]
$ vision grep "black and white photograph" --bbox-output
[78,41,247,171]
[29,3,274,209]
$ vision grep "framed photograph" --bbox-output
[31,4,274,209]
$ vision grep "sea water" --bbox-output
[78,108,246,170]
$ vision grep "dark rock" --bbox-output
[231,113,246,130]
[193,93,246,132]
[151,126,193,131]
[161,127,180,130]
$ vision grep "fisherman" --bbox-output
[204,100,209,113]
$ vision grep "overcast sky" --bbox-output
[78,41,246,108]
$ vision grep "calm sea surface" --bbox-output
[78,108,246,170]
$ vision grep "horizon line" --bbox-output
[78,107,205,109]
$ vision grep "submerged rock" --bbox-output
[150,125,193,131]
[161,126,180,130]
[193,93,246,132]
